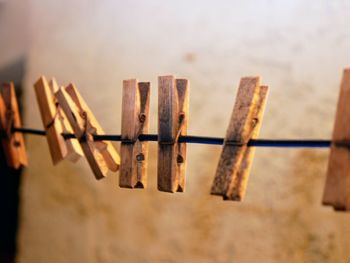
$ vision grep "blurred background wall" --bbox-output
[1,0,350,262]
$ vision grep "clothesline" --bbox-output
[12,127,342,148]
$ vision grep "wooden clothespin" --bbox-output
[0,82,28,169]
[210,77,268,200]
[323,69,350,211]
[34,76,83,165]
[55,83,120,180]
[158,76,189,193]
[120,79,150,188]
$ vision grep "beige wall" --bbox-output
[1,0,350,262]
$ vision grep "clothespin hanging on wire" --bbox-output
[34,76,83,165]
[158,76,189,192]
[323,69,350,211]
[0,82,28,169]
[120,79,150,188]
[211,76,268,200]
[56,83,120,180]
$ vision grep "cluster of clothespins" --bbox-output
[1,69,350,212]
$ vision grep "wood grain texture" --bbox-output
[323,69,350,211]
[158,76,189,193]
[0,82,28,168]
[34,76,66,164]
[211,77,268,201]
[120,80,150,188]
[56,83,120,180]
[34,76,82,165]
[175,79,189,192]
[49,79,83,162]
[225,85,268,200]
[158,76,177,192]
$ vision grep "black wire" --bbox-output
[11,127,339,148]
[13,127,46,136]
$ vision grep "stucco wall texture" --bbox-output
[1,1,350,262]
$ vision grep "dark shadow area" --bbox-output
[0,57,26,263]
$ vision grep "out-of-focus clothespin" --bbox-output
[56,83,120,180]
[211,76,268,200]
[323,69,350,211]
[158,76,189,192]
[120,79,150,188]
[0,82,28,169]
[34,76,83,165]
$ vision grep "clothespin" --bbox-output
[158,76,189,192]
[34,76,83,165]
[120,79,150,188]
[55,83,120,180]
[0,82,28,169]
[323,69,350,211]
[210,77,268,200]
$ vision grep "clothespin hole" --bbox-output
[176,185,184,192]
[80,111,88,119]
[179,112,185,122]
[251,118,259,126]
[177,154,184,164]
[139,113,146,123]
[134,181,144,189]
[136,153,145,162]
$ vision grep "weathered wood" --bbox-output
[323,69,350,211]
[49,79,83,162]
[158,76,189,193]
[0,82,28,169]
[225,85,268,200]
[175,79,189,192]
[120,79,150,188]
[56,83,120,180]
[34,76,83,165]
[211,77,268,200]
[158,76,177,192]
[35,76,65,164]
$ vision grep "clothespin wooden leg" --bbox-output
[0,82,28,169]
[158,76,189,193]
[120,79,150,188]
[323,69,350,211]
[56,83,120,180]
[175,79,189,191]
[34,76,83,165]
[210,77,268,201]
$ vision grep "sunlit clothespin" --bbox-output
[323,69,350,211]
[56,83,120,179]
[120,79,150,188]
[211,76,268,200]
[158,76,189,192]
[34,76,83,165]
[0,82,28,169]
